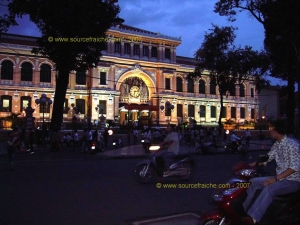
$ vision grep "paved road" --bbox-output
[0,144,274,225]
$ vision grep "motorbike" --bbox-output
[180,133,195,146]
[195,140,218,155]
[134,146,193,183]
[198,155,300,225]
[112,138,123,149]
[224,138,247,154]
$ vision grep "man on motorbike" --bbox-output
[154,125,180,176]
[242,120,300,225]
[230,131,241,152]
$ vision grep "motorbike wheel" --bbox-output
[209,145,218,154]
[134,164,155,183]
[225,146,234,154]
[178,162,192,181]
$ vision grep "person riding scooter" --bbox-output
[242,120,300,225]
[154,125,180,176]
[230,131,241,152]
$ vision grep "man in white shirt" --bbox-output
[230,131,241,152]
[154,125,180,174]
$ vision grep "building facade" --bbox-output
[0,25,260,128]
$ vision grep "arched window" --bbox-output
[40,64,51,83]
[176,77,183,92]
[239,84,245,97]
[210,81,216,95]
[199,80,205,94]
[187,77,194,93]
[1,60,13,80]
[21,62,33,81]
[229,82,236,96]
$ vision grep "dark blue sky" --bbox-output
[2,0,287,86]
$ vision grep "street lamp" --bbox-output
[161,101,174,127]
[35,93,52,148]
[95,105,105,132]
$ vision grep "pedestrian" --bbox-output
[6,127,20,170]
[26,128,35,154]
[81,128,89,152]
[50,126,60,152]
[103,128,109,147]
[73,129,79,151]
[133,128,138,145]
[143,128,152,153]
[245,128,251,148]
[127,130,131,146]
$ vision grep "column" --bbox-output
[130,42,134,58]
[121,40,124,56]
[139,43,143,59]
[148,45,152,60]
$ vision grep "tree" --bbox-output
[188,25,269,128]
[214,0,300,133]
[0,0,123,129]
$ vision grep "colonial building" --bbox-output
[0,24,259,128]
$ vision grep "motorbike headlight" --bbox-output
[149,146,160,151]
[236,169,256,177]
[141,139,145,143]
[113,142,116,145]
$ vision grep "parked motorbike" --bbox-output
[198,155,300,225]
[224,138,247,154]
[195,141,217,155]
[112,138,123,149]
[134,146,193,183]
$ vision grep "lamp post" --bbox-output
[35,93,52,148]
[160,101,174,127]
[95,105,105,133]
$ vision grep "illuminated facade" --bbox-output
[0,25,259,128]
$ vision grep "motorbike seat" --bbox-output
[273,189,300,203]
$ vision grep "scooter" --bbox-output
[195,140,217,155]
[134,146,193,183]
[224,138,247,154]
[112,138,123,149]
[198,155,300,225]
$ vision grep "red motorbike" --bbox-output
[198,155,300,225]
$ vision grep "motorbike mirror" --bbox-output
[149,146,160,151]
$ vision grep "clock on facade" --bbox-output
[130,86,140,98]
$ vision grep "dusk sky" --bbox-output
[3,0,286,86]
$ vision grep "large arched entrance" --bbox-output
[116,70,158,129]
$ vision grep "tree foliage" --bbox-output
[1,0,123,129]
[214,0,300,133]
[189,25,269,127]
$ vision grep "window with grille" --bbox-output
[210,81,216,95]
[1,60,13,80]
[231,107,236,118]
[251,108,255,119]
[165,48,171,59]
[199,105,206,117]
[199,80,205,94]
[40,64,51,83]
[151,47,157,57]
[176,77,183,92]
[240,84,245,97]
[76,99,85,114]
[98,100,107,114]
[124,43,131,54]
[240,107,245,118]
[20,96,31,111]
[76,70,86,85]
[188,105,195,117]
[165,78,171,90]
[114,42,121,53]
[177,104,183,117]
[21,62,33,81]
[211,106,216,118]
[0,95,12,112]
[187,78,194,93]
[143,46,149,56]
[251,88,254,98]
[133,45,140,55]
[99,72,106,85]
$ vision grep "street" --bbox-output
[0,148,274,225]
